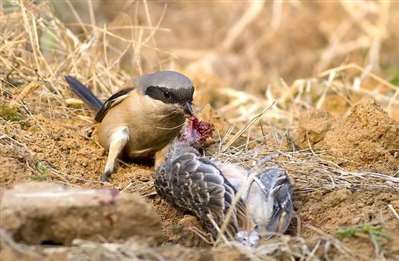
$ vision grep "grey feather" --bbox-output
[252,168,294,235]
[155,140,294,245]
[64,76,103,111]
[137,71,194,105]
[155,140,248,239]
[136,71,193,92]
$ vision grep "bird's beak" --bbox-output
[183,102,194,116]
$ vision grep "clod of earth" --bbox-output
[0,182,162,245]
[293,108,334,148]
[294,98,399,173]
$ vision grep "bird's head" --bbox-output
[136,70,195,117]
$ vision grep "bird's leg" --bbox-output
[101,126,129,182]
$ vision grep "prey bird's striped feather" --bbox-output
[155,140,295,245]
[155,142,249,239]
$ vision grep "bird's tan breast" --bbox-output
[97,92,185,158]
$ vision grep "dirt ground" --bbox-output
[1,83,399,260]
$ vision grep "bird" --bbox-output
[65,71,195,181]
[154,119,294,246]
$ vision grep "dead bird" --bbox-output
[65,71,194,181]
[155,118,294,246]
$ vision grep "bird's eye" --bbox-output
[163,90,171,98]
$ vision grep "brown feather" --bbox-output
[94,87,134,122]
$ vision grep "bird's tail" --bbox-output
[64,76,103,111]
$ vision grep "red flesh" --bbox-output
[182,116,214,144]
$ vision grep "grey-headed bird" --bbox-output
[65,71,194,181]
[155,130,294,246]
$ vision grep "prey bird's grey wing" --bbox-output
[256,168,294,234]
[155,144,249,239]
[94,87,135,122]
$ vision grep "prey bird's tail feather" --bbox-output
[64,76,103,111]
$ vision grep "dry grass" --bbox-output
[1,1,399,260]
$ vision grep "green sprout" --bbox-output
[337,224,389,255]
[32,161,49,181]
[0,104,23,122]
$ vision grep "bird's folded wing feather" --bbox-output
[155,152,249,239]
[258,168,294,233]
[95,87,135,122]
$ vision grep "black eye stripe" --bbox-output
[144,85,193,105]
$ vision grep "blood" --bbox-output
[182,116,214,144]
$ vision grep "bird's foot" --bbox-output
[235,230,260,247]
[100,171,112,182]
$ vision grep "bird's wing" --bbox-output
[94,87,135,122]
[155,151,249,239]
[257,168,294,234]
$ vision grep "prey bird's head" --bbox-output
[136,71,195,116]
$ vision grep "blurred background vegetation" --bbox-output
[50,0,399,84]
[1,0,399,123]
[1,0,398,122]
[3,0,399,83]
[48,0,399,83]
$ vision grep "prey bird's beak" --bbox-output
[183,102,194,116]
